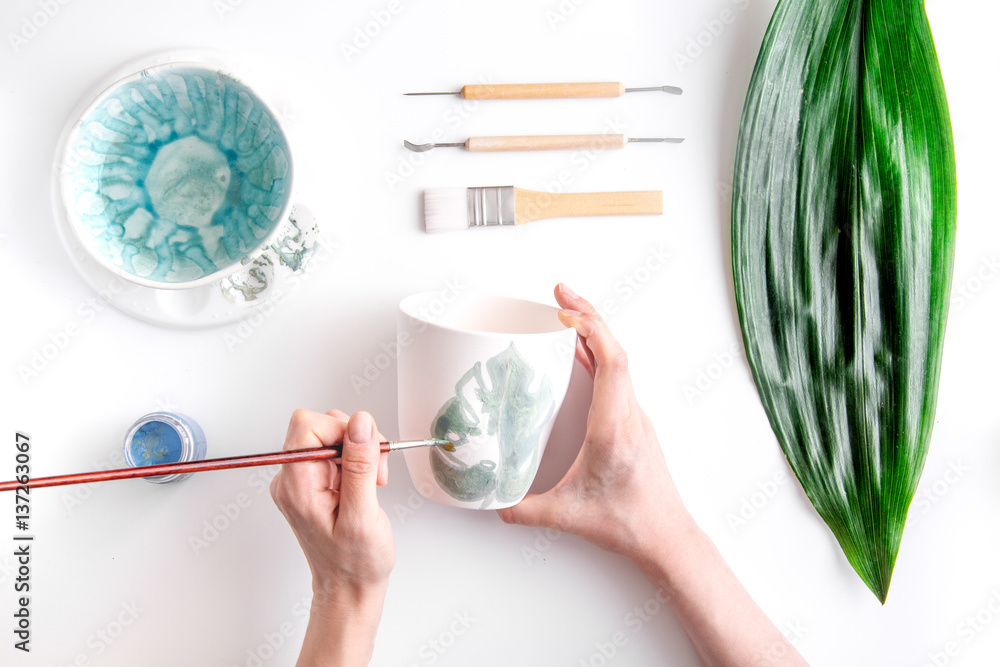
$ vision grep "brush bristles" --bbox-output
[424,188,469,233]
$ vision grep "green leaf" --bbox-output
[732,0,957,602]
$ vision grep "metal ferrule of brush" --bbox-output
[467,186,516,227]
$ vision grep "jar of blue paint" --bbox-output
[123,412,207,484]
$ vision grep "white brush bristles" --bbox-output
[423,188,469,233]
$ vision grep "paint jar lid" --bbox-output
[122,412,207,484]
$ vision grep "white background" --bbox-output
[1,0,997,665]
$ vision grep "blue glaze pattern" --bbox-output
[67,65,292,284]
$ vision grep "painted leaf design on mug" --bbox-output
[430,343,555,506]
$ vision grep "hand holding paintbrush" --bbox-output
[270,409,398,665]
[0,431,451,491]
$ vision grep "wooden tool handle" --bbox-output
[514,188,663,224]
[460,82,625,100]
[465,134,628,152]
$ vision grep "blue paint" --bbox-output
[122,411,207,484]
[68,65,292,284]
[128,420,183,466]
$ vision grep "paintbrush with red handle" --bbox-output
[0,439,453,491]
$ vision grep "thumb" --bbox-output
[338,411,381,518]
[496,492,567,531]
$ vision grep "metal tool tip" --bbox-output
[628,137,686,144]
[625,85,684,95]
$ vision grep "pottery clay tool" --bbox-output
[404,134,683,153]
[0,439,453,492]
[405,82,683,99]
[424,186,662,233]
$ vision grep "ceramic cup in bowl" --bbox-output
[58,61,294,289]
[397,291,577,510]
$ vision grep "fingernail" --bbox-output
[349,412,375,443]
[558,309,581,327]
[559,283,578,299]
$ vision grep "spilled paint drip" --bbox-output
[129,420,183,466]
[68,65,292,284]
[220,208,320,302]
[430,342,554,506]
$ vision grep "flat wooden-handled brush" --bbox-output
[424,186,663,233]
[0,439,452,492]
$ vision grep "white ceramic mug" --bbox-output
[397,291,577,510]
